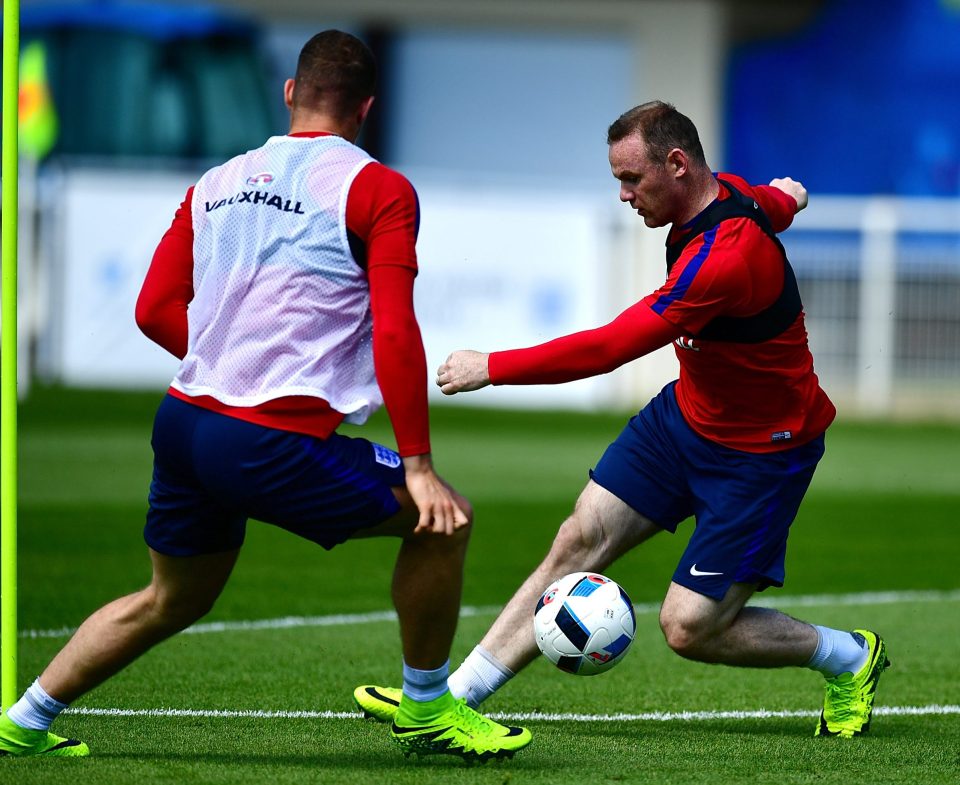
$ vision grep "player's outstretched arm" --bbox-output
[436,303,681,393]
[436,350,491,395]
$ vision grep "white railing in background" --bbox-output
[786,196,960,418]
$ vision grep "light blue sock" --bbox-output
[806,626,869,677]
[5,679,68,731]
[401,660,450,703]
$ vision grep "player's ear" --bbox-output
[356,95,375,127]
[283,78,296,110]
[667,148,688,178]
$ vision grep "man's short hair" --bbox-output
[293,30,377,116]
[607,101,707,167]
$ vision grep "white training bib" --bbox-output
[172,135,382,424]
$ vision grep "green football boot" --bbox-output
[0,714,89,757]
[390,695,531,763]
[353,685,401,723]
[815,629,890,738]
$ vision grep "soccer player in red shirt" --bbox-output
[355,101,889,739]
[0,31,530,762]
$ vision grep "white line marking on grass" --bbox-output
[496,705,960,723]
[66,707,363,720]
[18,605,503,639]
[64,704,960,723]
[21,589,960,640]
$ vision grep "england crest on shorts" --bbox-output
[372,443,401,468]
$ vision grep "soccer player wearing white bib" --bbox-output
[0,30,530,763]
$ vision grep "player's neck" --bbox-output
[288,113,359,142]
[676,174,720,227]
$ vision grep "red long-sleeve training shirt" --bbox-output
[489,174,835,452]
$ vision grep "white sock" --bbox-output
[806,626,869,677]
[6,679,68,731]
[447,645,515,708]
[401,660,449,702]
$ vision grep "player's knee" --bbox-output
[548,517,592,566]
[659,611,711,660]
[531,488,621,575]
[416,510,472,552]
[450,516,472,550]
[456,495,475,528]
[145,585,216,633]
[443,493,474,547]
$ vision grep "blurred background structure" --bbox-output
[9,0,960,418]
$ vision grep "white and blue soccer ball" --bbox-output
[533,572,636,675]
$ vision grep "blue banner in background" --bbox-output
[21,0,256,41]
[726,0,960,196]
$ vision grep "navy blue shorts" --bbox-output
[144,395,405,556]
[590,383,825,600]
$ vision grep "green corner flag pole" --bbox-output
[2,0,21,711]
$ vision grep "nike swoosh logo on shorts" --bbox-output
[689,564,723,577]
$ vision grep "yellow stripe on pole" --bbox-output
[2,0,22,711]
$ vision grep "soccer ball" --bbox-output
[533,572,636,675]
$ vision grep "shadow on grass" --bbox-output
[553,719,817,741]
[91,749,536,771]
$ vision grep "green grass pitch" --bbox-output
[5,385,960,784]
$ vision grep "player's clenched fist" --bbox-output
[769,177,808,212]
[436,350,491,395]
